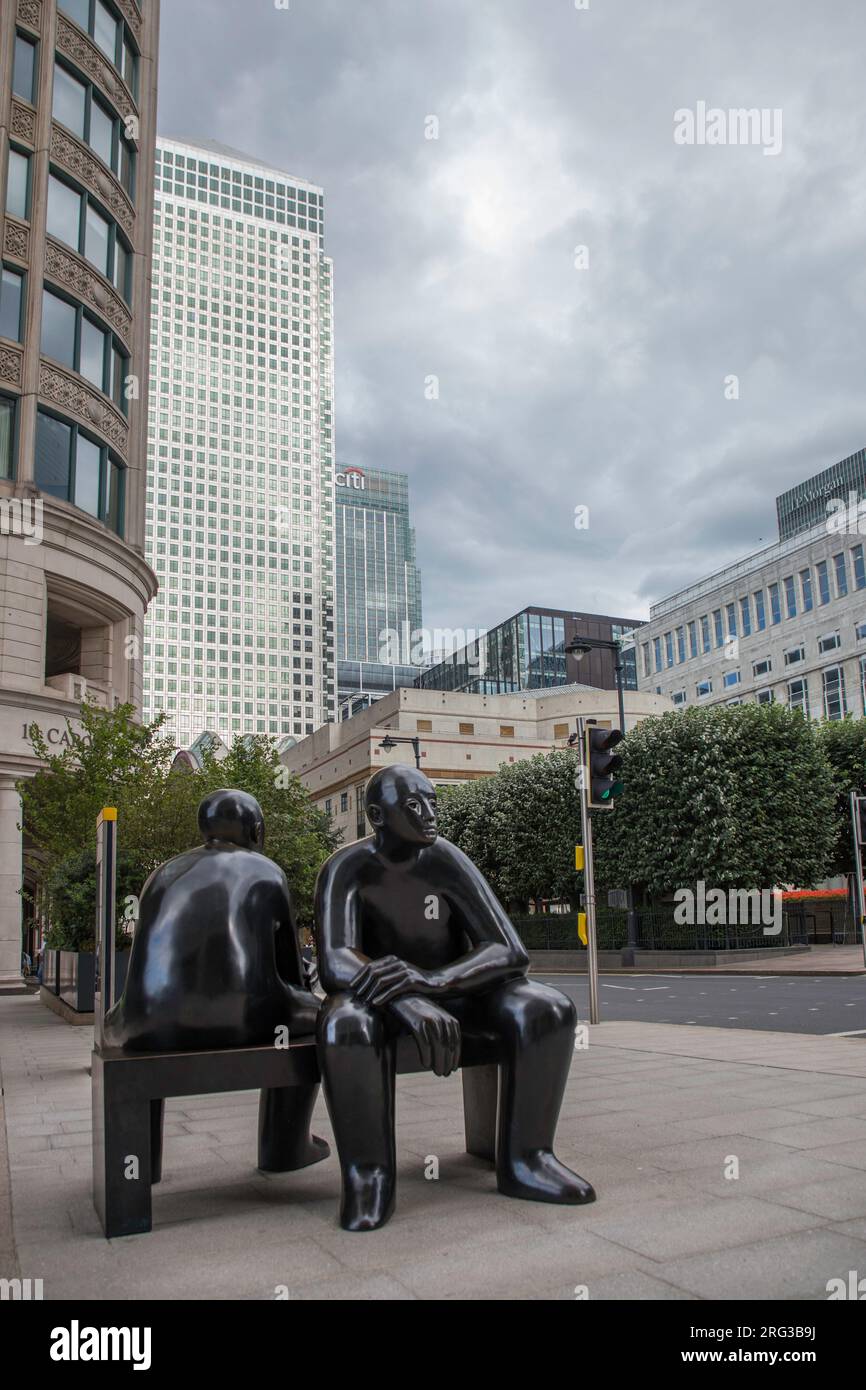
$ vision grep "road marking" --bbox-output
[601,984,636,990]
[825,1028,866,1037]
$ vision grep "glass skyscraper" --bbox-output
[142,137,336,747]
[776,447,866,540]
[334,464,423,710]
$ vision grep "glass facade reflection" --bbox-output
[776,448,866,541]
[417,607,641,695]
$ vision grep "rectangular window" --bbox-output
[664,631,673,667]
[713,610,723,647]
[94,0,119,63]
[13,34,37,104]
[822,667,847,721]
[700,615,711,653]
[784,646,805,666]
[676,626,685,662]
[85,203,110,277]
[834,551,848,598]
[696,678,713,697]
[752,658,772,677]
[783,575,797,618]
[416,719,432,733]
[0,267,24,342]
[756,689,774,706]
[769,582,782,624]
[754,590,766,630]
[723,670,741,688]
[59,0,90,25]
[459,722,474,735]
[47,174,82,248]
[641,642,650,677]
[52,62,87,138]
[672,690,687,706]
[817,559,831,605]
[653,636,662,672]
[35,411,72,499]
[725,603,737,639]
[739,596,751,636]
[74,433,101,515]
[0,397,15,480]
[788,678,810,718]
[687,621,698,658]
[80,316,107,388]
[856,622,866,642]
[5,148,31,220]
[800,568,813,612]
[40,288,77,367]
[818,632,841,654]
[852,544,866,591]
[324,798,332,816]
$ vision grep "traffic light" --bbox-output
[584,724,624,809]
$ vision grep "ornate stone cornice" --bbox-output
[50,125,135,239]
[3,218,29,265]
[44,238,132,344]
[16,0,42,35]
[0,344,24,389]
[56,15,138,124]
[115,0,142,43]
[39,360,130,457]
[10,99,36,146]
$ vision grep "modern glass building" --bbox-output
[334,463,423,707]
[776,447,866,541]
[142,137,336,748]
[416,607,641,696]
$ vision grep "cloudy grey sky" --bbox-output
[157,0,866,635]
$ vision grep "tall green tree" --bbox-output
[593,703,837,896]
[19,706,339,945]
[437,749,584,911]
[815,717,866,877]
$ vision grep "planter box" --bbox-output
[41,949,130,1017]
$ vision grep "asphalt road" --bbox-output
[536,973,866,1036]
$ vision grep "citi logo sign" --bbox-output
[49,1320,152,1370]
[336,467,365,490]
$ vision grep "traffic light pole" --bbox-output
[850,792,866,968]
[577,717,601,1024]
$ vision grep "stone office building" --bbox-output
[637,516,866,721]
[0,0,159,988]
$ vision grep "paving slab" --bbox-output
[4,995,866,1300]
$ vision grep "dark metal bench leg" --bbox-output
[92,1051,153,1238]
[150,1099,165,1184]
[462,1063,498,1165]
[258,1083,330,1172]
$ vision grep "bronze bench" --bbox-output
[92,1033,500,1238]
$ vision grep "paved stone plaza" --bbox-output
[3,994,866,1300]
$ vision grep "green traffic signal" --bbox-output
[584,725,625,809]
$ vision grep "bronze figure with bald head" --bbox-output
[315,763,596,1232]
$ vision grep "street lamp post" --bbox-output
[564,633,638,958]
[377,734,422,770]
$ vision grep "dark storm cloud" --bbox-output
[158,0,866,634]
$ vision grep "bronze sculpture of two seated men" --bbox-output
[105,767,595,1231]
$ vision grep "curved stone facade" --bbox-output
[0,0,160,987]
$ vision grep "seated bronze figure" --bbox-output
[104,789,320,1051]
[315,764,596,1231]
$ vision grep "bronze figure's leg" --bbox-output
[316,993,397,1232]
[480,980,596,1205]
[257,1084,330,1172]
